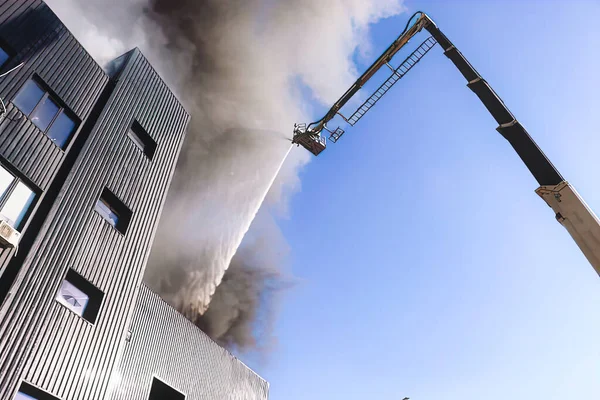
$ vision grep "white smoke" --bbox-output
[45,0,406,350]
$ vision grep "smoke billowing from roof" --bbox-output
[46,0,405,354]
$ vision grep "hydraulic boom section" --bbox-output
[293,11,600,278]
[292,12,434,155]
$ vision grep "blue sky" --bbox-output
[256,1,600,399]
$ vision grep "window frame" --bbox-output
[94,187,132,235]
[55,268,104,325]
[148,376,186,400]
[0,37,15,69]
[95,196,120,228]
[13,381,61,400]
[128,119,157,160]
[30,92,61,131]
[12,75,80,150]
[0,160,38,230]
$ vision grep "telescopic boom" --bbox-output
[293,12,600,277]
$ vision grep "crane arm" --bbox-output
[424,18,600,276]
[293,12,600,277]
[292,12,432,155]
[423,21,563,187]
[308,12,430,133]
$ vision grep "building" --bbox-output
[111,286,269,400]
[0,1,268,399]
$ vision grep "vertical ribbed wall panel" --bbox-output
[111,285,269,400]
[0,45,189,400]
[0,0,108,279]
[0,0,108,189]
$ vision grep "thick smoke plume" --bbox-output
[46,0,405,353]
[195,207,294,353]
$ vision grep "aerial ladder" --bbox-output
[292,11,600,277]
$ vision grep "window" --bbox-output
[0,39,14,69]
[94,188,132,234]
[148,378,185,400]
[55,269,104,324]
[0,45,10,69]
[12,77,79,149]
[128,120,157,160]
[13,382,60,400]
[95,197,119,227]
[0,163,36,230]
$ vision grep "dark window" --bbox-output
[0,40,13,69]
[14,382,60,400]
[55,269,104,324]
[96,197,119,227]
[128,120,157,160]
[94,188,132,234]
[148,378,185,400]
[0,163,36,230]
[0,46,9,68]
[47,112,77,148]
[12,77,79,149]
[13,80,44,115]
[31,96,59,131]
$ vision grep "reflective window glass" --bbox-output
[55,269,103,323]
[56,279,89,317]
[95,188,131,234]
[14,382,61,400]
[14,392,37,400]
[30,96,59,131]
[128,129,145,150]
[1,181,35,227]
[13,80,44,115]
[128,120,157,160]
[47,112,76,148]
[95,198,119,227]
[13,78,79,148]
[0,166,13,200]
[0,46,9,68]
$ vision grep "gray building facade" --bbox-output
[111,285,269,400]
[0,1,268,399]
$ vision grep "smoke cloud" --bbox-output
[45,0,406,352]
[194,206,294,354]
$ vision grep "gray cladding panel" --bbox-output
[0,0,108,330]
[111,285,269,400]
[0,0,108,190]
[0,47,189,400]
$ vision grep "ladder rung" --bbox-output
[346,36,437,126]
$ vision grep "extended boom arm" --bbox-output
[293,12,600,277]
[425,17,600,276]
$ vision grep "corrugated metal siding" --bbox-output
[0,0,108,189]
[0,0,108,280]
[111,285,269,400]
[0,46,189,400]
